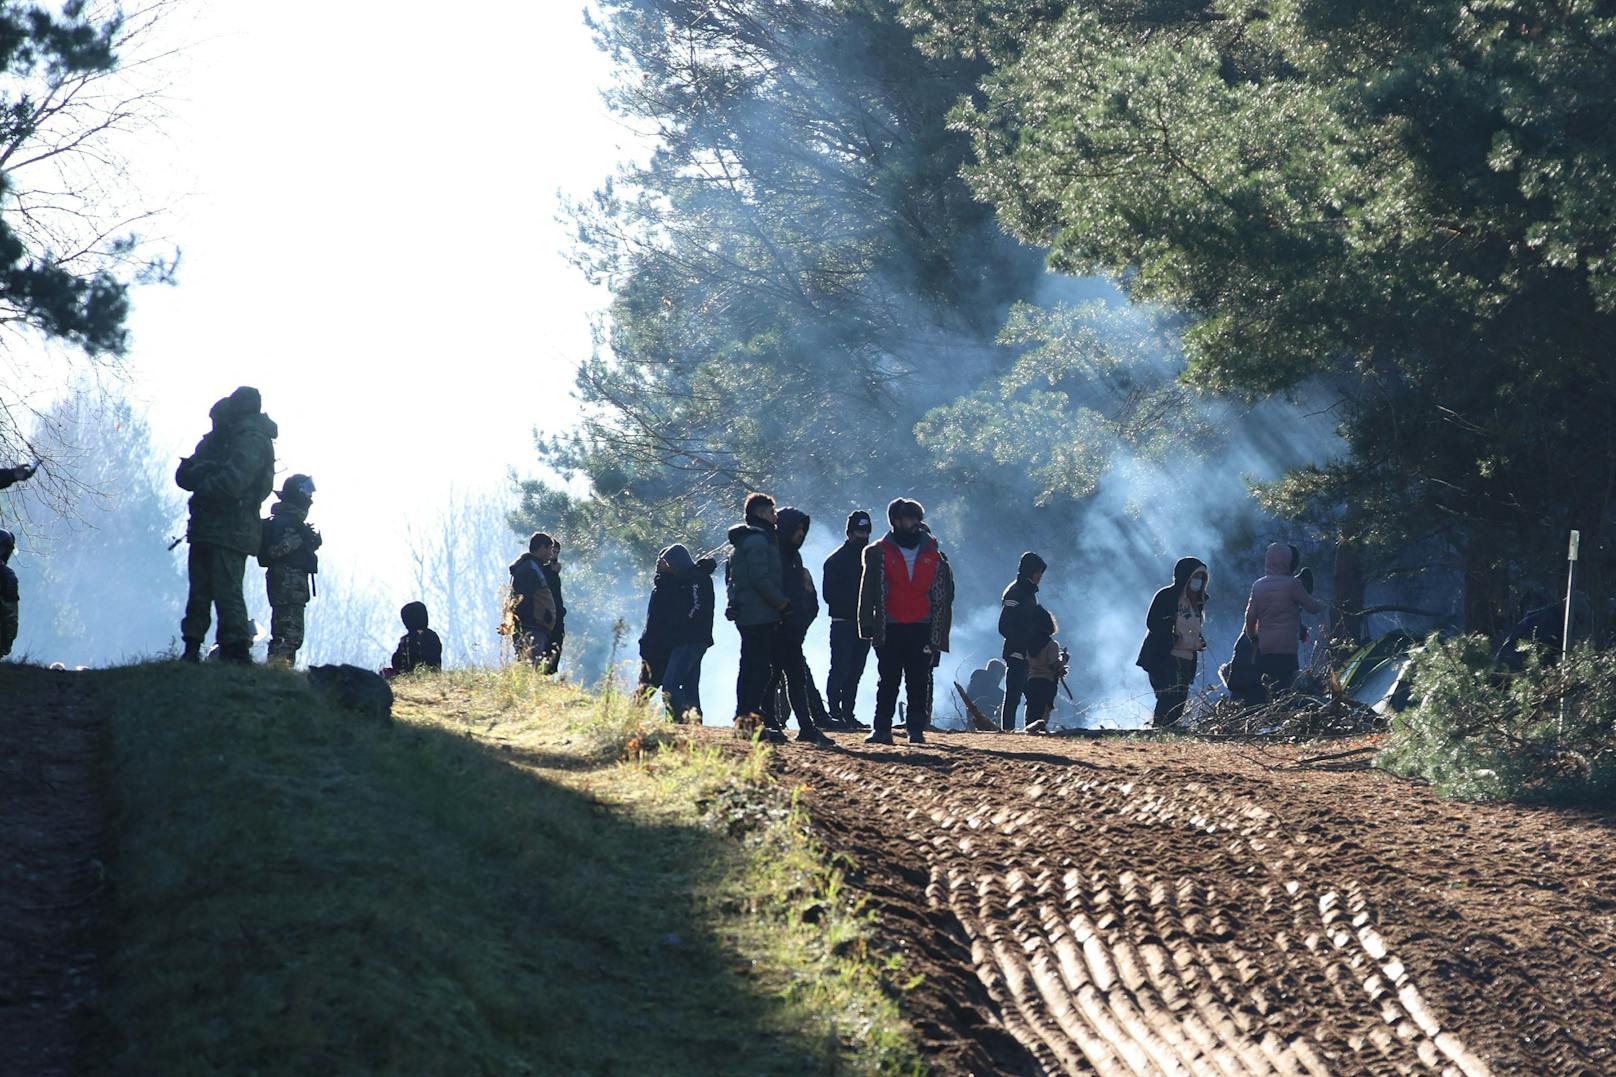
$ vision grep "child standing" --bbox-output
[1022,608,1067,734]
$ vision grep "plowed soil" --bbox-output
[758,731,1616,1076]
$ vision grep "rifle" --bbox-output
[1057,646,1074,701]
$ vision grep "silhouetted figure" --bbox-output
[507,532,558,667]
[998,551,1048,731]
[726,492,788,733]
[966,659,1007,720]
[260,474,321,668]
[174,387,277,664]
[822,510,873,726]
[536,536,565,674]
[0,528,17,658]
[0,461,38,491]
[764,509,830,745]
[389,601,442,675]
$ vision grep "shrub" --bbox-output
[1379,634,1616,802]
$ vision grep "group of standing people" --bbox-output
[640,494,957,745]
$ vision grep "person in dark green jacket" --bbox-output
[726,492,788,726]
[174,386,277,663]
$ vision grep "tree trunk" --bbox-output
[1331,536,1366,645]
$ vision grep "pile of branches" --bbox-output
[1188,692,1388,738]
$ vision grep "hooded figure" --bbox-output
[260,474,321,667]
[508,532,559,666]
[1243,542,1325,698]
[822,509,874,726]
[1136,556,1208,726]
[1022,607,1066,731]
[997,550,1048,731]
[391,601,443,675]
[760,508,829,744]
[174,386,278,663]
[856,498,954,744]
[0,528,17,658]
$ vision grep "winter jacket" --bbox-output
[1027,638,1065,683]
[821,538,866,620]
[542,561,566,639]
[998,576,1045,661]
[855,532,953,651]
[261,499,321,607]
[0,562,16,657]
[176,393,278,555]
[392,602,443,673]
[508,552,558,632]
[640,545,718,669]
[725,522,786,627]
[1136,557,1207,675]
[1243,543,1324,656]
[776,508,818,634]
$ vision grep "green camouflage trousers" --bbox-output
[181,542,250,646]
[266,566,310,662]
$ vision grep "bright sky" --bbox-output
[113,1,640,582]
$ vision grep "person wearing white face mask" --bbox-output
[1135,557,1209,726]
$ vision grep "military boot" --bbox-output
[180,639,203,664]
[218,641,253,665]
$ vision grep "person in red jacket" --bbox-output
[855,498,954,745]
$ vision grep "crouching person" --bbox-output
[857,498,953,745]
[260,474,321,667]
[388,601,442,676]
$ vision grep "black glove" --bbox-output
[1297,566,1315,594]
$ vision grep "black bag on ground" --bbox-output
[1220,633,1260,695]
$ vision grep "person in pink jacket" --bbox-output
[1242,542,1325,699]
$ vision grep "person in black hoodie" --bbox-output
[389,601,443,675]
[822,509,873,726]
[1136,556,1209,726]
[639,544,717,721]
[766,508,832,744]
[536,537,566,674]
[997,551,1048,731]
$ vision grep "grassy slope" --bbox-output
[89,663,919,1075]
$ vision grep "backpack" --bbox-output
[256,517,276,568]
[1220,633,1260,693]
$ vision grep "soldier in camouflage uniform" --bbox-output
[174,386,278,664]
[260,473,320,667]
[0,528,18,659]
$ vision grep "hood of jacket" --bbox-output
[775,507,811,549]
[1172,557,1207,589]
[659,543,695,575]
[401,601,429,631]
[509,551,541,577]
[1263,543,1292,576]
[728,522,770,547]
[1017,551,1048,580]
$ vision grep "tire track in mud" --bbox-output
[773,739,1612,1076]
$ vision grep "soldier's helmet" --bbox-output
[0,528,13,560]
[276,474,316,505]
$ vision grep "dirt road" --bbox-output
[763,731,1616,1075]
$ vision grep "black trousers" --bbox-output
[1148,656,1196,726]
[765,624,817,731]
[1023,678,1057,725]
[826,619,871,721]
[999,655,1028,731]
[873,622,932,734]
[1256,652,1300,702]
[735,622,777,719]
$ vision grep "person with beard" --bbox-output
[639,543,717,721]
[725,492,789,732]
[856,498,954,745]
[507,532,559,666]
[821,509,873,727]
[761,508,832,744]
[1136,557,1209,726]
[997,551,1048,732]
